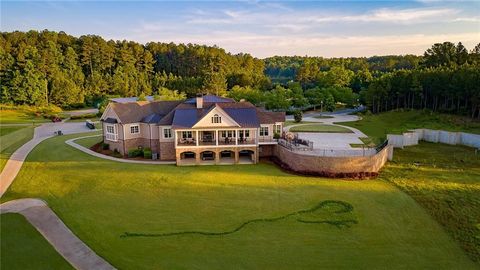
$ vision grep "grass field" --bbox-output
[289,124,353,133]
[284,120,317,126]
[0,126,35,172]
[0,125,28,136]
[341,110,480,145]
[1,213,73,270]
[379,142,480,263]
[1,133,476,269]
[0,109,50,124]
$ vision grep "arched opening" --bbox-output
[219,150,234,164]
[180,151,196,160]
[200,151,215,161]
[239,150,255,164]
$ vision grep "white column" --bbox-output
[175,131,178,147]
[196,130,199,146]
[216,130,219,146]
[235,129,238,145]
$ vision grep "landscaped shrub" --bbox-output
[128,148,143,158]
[112,149,122,158]
[293,110,302,123]
[102,143,109,150]
[273,132,280,139]
[143,147,152,159]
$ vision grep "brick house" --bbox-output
[100,95,285,165]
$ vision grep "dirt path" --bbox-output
[0,198,115,270]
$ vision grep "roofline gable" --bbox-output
[192,104,240,128]
[100,103,122,124]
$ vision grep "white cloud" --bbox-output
[185,7,461,27]
[120,25,480,58]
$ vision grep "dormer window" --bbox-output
[211,114,222,124]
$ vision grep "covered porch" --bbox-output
[176,129,257,147]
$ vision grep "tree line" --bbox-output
[1,30,479,118]
[264,42,480,118]
[0,30,268,108]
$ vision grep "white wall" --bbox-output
[388,128,480,149]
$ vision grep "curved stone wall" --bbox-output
[272,144,393,178]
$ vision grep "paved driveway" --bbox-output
[35,122,93,138]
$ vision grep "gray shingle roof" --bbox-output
[108,100,182,124]
[105,96,285,127]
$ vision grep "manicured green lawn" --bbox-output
[284,120,317,126]
[341,110,480,145]
[0,109,49,124]
[1,134,476,269]
[75,134,102,147]
[0,126,27,136]
[380,142,480,263]
[0,126,35,172]
[289,124,353,133]
[0,213,73,270]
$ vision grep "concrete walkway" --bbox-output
[0,199,115,270]
[0,122,96,197]
[0,136,52,197]
[66,135,176,165]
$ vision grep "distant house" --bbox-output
[100,95,285,165]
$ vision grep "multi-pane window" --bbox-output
[182,131,193,139]
[105,125,117,142]
[130,125,139,134]
[211,114,222,124]
[106,125,115,134]
[239,130,250,137]
[260,126,269,136]
[221,130,235,138]
[274,124,282,134]
[163,128,172,139]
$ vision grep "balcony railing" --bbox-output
[258,136,276,142]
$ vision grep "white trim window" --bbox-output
[163,128,172,139]
[182,131,193,139]
[274,124,282,134]
[130,125,139,134]
[105,124,118,142]
[260,126,269,136]
[222,130,235,138]
[211,114,222,124]
[239,130,250,138]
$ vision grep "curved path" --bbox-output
[1,123,115,269]
[0,135,53,197]
[66,135,176,165]
[0,122,96,197]
[0,199,115,270]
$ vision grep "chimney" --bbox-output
[196,93,203,109]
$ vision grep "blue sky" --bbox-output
[2,1,479,58]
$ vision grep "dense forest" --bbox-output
[1,30,479,118]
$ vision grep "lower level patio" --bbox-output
[176,147,257,166]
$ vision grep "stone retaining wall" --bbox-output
[272,144,393,177]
